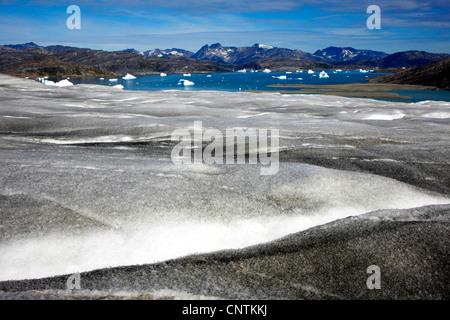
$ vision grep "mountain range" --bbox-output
[1,42,449,79]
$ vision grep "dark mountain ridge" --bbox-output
[369,57,450,90]
[192,43,318,65]
[313,46,388,62]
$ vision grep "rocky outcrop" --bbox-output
[369,58,450,90]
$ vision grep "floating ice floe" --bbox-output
[99,78,104,80]
[308,70,314,74]
[160,73,167,77]
[37,78,74,87]
[113,84,124,89]
[207,75,212,77]
[286,72,292,74]
[237,69,247,73]
[109,79,118,82]
[183,73,191,77]
[319,71,330,78]
[263,68,271,73]
[122,73,137,80]
[273,75,287,80]
[178,79,195,86]
[359,69,370,73]
[335,69,342,72]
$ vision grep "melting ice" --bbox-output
[0,74,449,281]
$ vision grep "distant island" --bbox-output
[0,42,449,90]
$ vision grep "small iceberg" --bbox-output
[99,77,104,80]
[113,84,124,89]
[308,70,314,74]
[335,69,342,72]
[207,75,212,77]
[359,69,369,73]
[319,71,330,78]
[237,69,247,73]
[109,79,118,82]
[55,79,74,87]
[38,78,74,87]
[285,71,292,74]
[183,73,191,77]
[272,75,287,80]
[263,68,271,73]
[122,73,136,80]
[160,73,167,77]
[178,79,194,86]
[296,70,303,73]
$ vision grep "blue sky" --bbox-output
[0,0,449,54]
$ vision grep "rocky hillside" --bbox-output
[379,51,450,69]
[0,46,116,78]
[0,46,232,78]
[368,57,450,90]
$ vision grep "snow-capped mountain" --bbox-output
[192,43,316,64]
[143,48,194,58]
[313,46,388,62]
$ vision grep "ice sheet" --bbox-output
[0,74,449,281]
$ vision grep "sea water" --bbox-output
[68,70,450,103]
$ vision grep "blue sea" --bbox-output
[70,70,450,103]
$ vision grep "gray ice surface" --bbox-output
[0,74,448,299]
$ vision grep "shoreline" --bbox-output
[245,82,439,100]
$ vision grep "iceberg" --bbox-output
[319,71,330,78]
[178,79,195,86]
[308,70,314,74]
[237,69,247,73]
[359,69,369,73]
[38,78,74,87]
[54,79,74,87]
[160,73,167,77]
[183,73,191,77]
[99,78,105,80]
[207,75,212,77]
[273,75,287,80]
[122,73,137,80]
[263,68,271,73]
[109,79,118,82]
[113,84,124,89]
